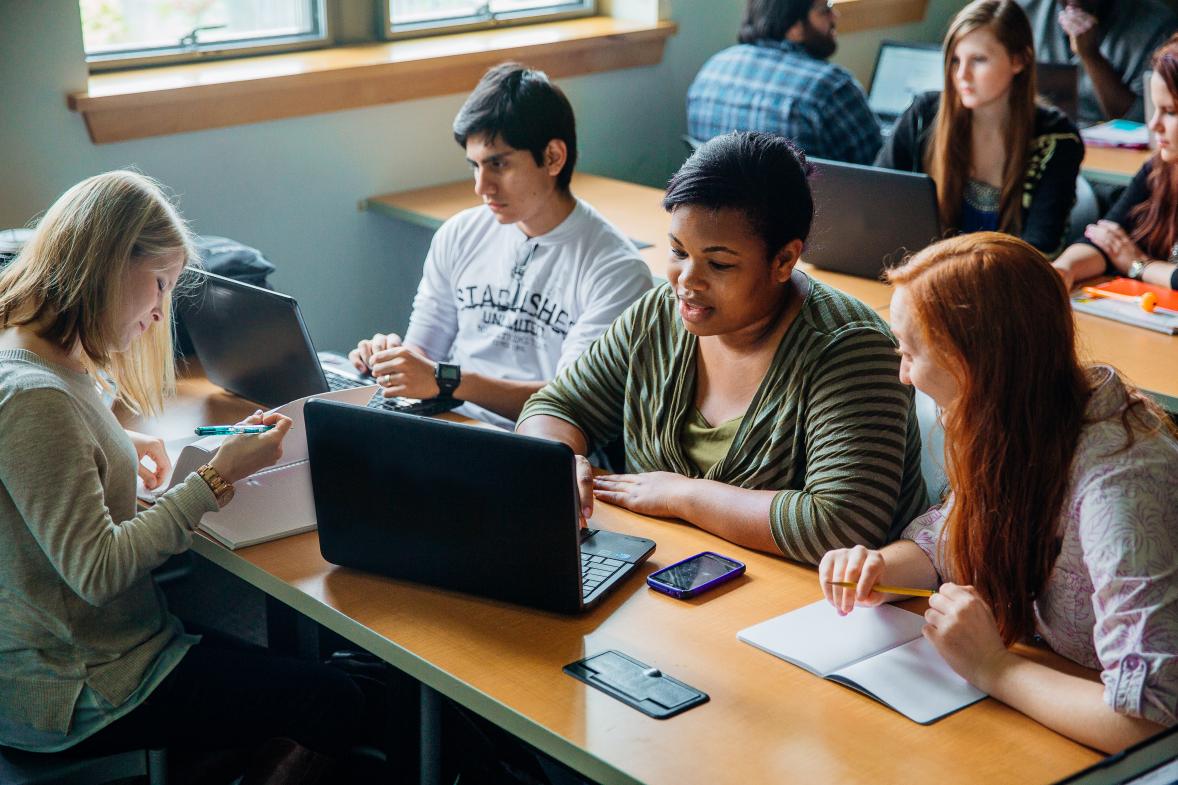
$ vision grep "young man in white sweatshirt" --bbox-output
[349,63,652,428]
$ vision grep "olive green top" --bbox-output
[682,408,744,475]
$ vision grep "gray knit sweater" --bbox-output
[0,350,217,737]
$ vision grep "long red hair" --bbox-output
[927,0,1037,235]
[888,234,1087,644]
[1129,33,1178,259]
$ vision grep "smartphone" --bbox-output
[646,551,745,599]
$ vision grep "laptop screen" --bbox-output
[869,42,943,120]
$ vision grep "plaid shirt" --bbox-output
[687,39,882,165]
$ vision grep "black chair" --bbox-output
[0,746,166,785]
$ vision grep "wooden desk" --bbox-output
[128,375,1102,785]
[1072,310,1178,412]
[363,175,895,309]
[1081,146,1150,187]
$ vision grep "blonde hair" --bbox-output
[0,170,194,415]
[927,0,1037,234]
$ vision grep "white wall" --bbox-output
[0,0,962,351]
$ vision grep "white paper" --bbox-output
[737,601,926,676]
[144,384,378,548]
[197,460,315,549]
[831,636,986,724]
[738,600,986,725]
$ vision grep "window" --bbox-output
[385,0,594,38]
[80,0,329,70]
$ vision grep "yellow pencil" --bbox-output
[825,581,936,598]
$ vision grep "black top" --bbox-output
[1081,159,1178,290]
[875,91,1084,256]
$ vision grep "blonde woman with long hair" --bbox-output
[875,0,1083,256]
[0,172,362,782]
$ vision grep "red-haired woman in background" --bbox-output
[818,233,1178,753]
[876,0,1082,256]
[1054,33,1178,290]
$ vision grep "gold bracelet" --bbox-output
[196,463,235,508]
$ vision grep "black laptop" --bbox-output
[304,399,656,613]
[1052,725,1177,785]
[178,268,460,416]
[806,157,942,280]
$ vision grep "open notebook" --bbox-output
[738,600,986,724]
[149,384,377,549]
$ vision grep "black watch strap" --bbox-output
[435,362,461,398]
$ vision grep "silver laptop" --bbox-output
[869,42,1080,132]
[806,157,941,280]
[868,41,942,135]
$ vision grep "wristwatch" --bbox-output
[434,362,461,398]
[1128,259,1149,280]
[197,463,235,508]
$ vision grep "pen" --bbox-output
[194,424,275,436]
[825,581,936,598]
[1081,287,1178,316]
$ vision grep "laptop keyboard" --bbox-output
[324,369,367,391]
[366,389,463,417]
[581,550,629,598]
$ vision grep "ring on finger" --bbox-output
[380,374,392,386]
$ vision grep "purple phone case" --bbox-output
[646,551,745,599]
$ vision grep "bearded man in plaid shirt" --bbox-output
[687,0,882,165]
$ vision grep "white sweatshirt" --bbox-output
[404,199,653,428]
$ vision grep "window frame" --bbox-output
[84,0,332,72]
[381,0,596,41]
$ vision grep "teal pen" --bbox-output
[194,424,275,436]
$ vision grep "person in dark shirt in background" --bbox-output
[1017,0,1178,123]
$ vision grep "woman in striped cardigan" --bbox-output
[517,131,928,563]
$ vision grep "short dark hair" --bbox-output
[663,131,814,258]
[738,0,813,44]
[452,63,578,191]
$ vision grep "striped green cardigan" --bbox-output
[519,279,929,564]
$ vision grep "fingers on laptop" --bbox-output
[575,455,595,523]
[350,331,403,374]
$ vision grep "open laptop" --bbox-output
[868,41,942,135]
[1052,725,1177,785]
[304,399,657,614]
[1037,62,1079,123]
[178,268,460,415]
[869,42,1081,132]
[806,157,941,279]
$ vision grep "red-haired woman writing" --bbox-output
[818,233,1178,753]
[876,0,1082,256]
[1054,33,1178,290]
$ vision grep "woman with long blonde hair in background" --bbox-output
[0,171,367,783]
[819,233,1178,753]
[876,0,1082,256]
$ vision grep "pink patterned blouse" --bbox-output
[901,367,1178,727]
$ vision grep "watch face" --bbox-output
[438,365,460,382]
